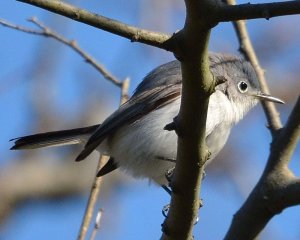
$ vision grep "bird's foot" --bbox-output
[161,203,200,225]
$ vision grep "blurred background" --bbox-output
[0,0,299,239]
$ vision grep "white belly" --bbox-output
[107,100,180,185]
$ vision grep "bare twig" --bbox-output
[77,78,129,240]
[1,16,131,239]
[225,0,283,135]
[0,18,45,35]
[17,0,172,50]
[89,208,103,240]
[0,17,123,87]
[77,155,108,240]
[219,1,300,21]
[120,77,130,104]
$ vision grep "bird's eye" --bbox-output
[238,81,248,93]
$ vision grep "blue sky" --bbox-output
[1,1,299,239]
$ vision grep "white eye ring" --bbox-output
[238,81,248,93]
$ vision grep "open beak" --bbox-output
[254,92,285,104]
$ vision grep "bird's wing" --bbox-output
[75,83,182,161]
[76,54,232,162]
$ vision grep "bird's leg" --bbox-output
[156,156,176,194]
[160,166,175,195]
[161,167,174,219]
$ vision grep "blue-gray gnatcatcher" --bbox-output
[11,53,284,187]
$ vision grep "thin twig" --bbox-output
[1,16,131,239]
[89,208,104,240]
[219,1,300,22]
[77,79,130,240]
[0,18,45,35]
[0,17,123,87]
[77,155,108,240]
[225,0,283,136]
[16,0,172,50]
[120,77,130,104]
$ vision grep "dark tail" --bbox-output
[10,125,100,150]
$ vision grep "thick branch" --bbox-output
[219,1,300,21]
[225,97,300,240]
[17,0,172,50]
[223,2,300,236]
[17,0,300,54]
[161,0,218,239]
[281,179,300,208]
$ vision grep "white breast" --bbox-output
[107,99,180,185]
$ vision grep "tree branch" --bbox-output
[0,17,123,87]
[17,0,300,50]
[219,1,300,21]
[281,179,300,208]
[17,0,172,50]
[77,155,108,240]
[223,2,300,239]
[267,96,300,170]
[224,0,283,135]
[90,208,104,240]
[1,16,132,238]
[224,98,300,240]
[161,0,219,239]
[120,77,130,104]
[77,81,130,239]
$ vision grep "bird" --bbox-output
[10,53,284,188]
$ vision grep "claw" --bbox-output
[162,204,170,218]
[161,203,200,225]
[165,167,175,183]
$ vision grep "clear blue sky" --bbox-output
[1,1,299,239]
